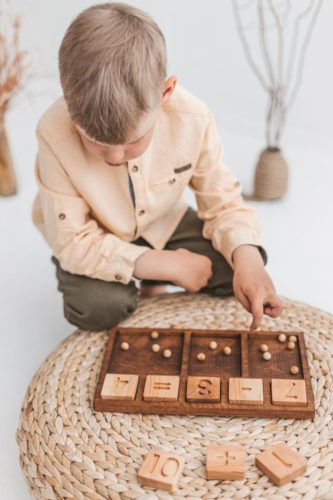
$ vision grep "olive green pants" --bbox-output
[51,206,267,331]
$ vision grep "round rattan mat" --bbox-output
[16,292,333,500]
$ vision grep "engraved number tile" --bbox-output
[271,379,307,406]
[186,376,221,402]
[101,373,138,400]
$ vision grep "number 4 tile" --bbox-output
[101,373,138,400]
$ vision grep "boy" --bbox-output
[32,2,284,332]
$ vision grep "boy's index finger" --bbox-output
[249,294,265,331]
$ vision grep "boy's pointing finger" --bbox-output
[249,294,265,331]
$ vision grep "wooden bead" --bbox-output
[290,365,299,375]
[262,351,272,361]
[223,346,232,356]
[163,349,172,358]
[260,344,268,352]
[209,340,218,350]
[120,341,129,351]
[152,343,160,352]
[150,330,159,339]
[289,335,297,343]
[278,333,287,343]
[287,341,296,350]
[197,352,206,361]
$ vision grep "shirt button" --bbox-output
[168,177,176,184]
[58,213,66,220]
[114,274,122,281]
[132,165,139,172]
[138,209,145,216]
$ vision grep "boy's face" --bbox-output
[75,76,177,167]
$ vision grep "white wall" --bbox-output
[11,0,333,154]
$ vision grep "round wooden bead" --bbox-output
[262,351,272,361]
[152,343,160,352]
[287,341,296,350]
[260,344,268,352]
[150,330,159,339]
[289,335,297,343]
[209,340,218,350]
[120,341,129,351]
[290,365,299,375]
[197,352,206,361]
[163,348,172,358]
[223,346,232,355]
[278,333,287,342]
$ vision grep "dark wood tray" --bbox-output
[93,327,315,419]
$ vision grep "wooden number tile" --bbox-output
[255,442,307,486]
[143,375,180,402]
[206,444,246,480]
[186,376,221,402]
[101,373,138,400]
[138,449,185,491]
[229,378,264,405]
[271,379,307,406]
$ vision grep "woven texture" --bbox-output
[16,293,333,500]
[254,148,288,200]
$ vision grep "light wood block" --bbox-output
[143,375,180,401]
[101,373,138,400]
[206,444,246,480]
[271,379,307,406]
[229,378,263,405]
[186,376,221,402]
[255,442,307,486]
[138,449,185,491]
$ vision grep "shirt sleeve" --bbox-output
[188,111,268,270]
[34,128,151,284]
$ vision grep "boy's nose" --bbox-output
[105,156,126,165]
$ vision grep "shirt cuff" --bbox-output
[98,238,151,284]
[213,228,268,270]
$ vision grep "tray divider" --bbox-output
[241,331,249,378]
[178,330,192,403]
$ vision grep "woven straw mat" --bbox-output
[16,292,333,500]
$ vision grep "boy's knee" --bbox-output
[63,280,139,331]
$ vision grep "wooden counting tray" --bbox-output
[93,327,315,419]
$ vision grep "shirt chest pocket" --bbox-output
[148,162,193,191]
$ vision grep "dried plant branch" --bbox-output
[0,1,32,118]
[286,0,323,110]
[258,0,275,88]
[232,0,270,93]
[233,0,323,148]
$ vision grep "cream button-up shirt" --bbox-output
[32,83,267,284]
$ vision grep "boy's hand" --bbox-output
[171,248,213,292]
[232,245,284,331]
[133,247,213,292]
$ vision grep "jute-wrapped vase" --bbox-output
[0,114,17,196]
[254,147,288,200]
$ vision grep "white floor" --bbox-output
[1,97,332,499]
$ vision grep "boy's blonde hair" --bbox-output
[58,2,167,144]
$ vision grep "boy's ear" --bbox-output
[161,75,177,104]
